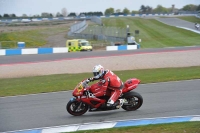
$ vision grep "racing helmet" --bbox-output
[93,65,104,78]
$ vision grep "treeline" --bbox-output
[68,12,103,17]
[0,4,200,18]
[0,11,104,18]
[105,4,200,15]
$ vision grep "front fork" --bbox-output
[70,97,83,112]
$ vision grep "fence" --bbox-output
[68,17,126,43]
[90,16,102,25]
[68,20,88,36]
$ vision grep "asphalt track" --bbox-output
[156,17,197,30]
[0,80,200,132]
[1,46,200,65]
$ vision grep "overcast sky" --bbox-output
[0,0,199,16]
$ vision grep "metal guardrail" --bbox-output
[68,17,126,43]
[71,33,125,42]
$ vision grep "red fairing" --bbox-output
[122,78,140,93]
[72,88,83,97]
[72,82,85,97]
[81,97,106,108]
[72,81,108,108]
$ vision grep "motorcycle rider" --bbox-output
[86,65,124,108]
[195,22,199,30]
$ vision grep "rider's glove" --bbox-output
[88,78,94,82]
[83,80,88,87]
[85,79,90,84]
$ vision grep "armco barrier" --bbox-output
[0,45,140,55]
[0,47,68,56]
[106,44,140,51]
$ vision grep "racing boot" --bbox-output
[107,99,124,109]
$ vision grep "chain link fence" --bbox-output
[91,16,102,25]
[68,17,126,43]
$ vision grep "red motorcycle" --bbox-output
[67,78,143,116]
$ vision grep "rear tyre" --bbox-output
[67,100,89,116]
[122,91,143,111]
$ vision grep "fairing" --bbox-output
[122,78,140,93]
[72,82,85,96]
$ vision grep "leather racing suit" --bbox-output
[88,69,124,105]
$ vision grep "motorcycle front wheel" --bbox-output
[67,100,89,116]
[122,91,143,111]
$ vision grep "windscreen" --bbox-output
[81,42,90,46]
[76,82,84,92]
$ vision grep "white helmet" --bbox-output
[93,65,104,78]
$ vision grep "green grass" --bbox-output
[102,17,200,48]
[0,30,46,48]
[0,66,200,97]
[0,26,69,48]
[71,121,200,133]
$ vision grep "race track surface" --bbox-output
[156,17,197,30]
[0,80,200,132]
[1,47,200,65]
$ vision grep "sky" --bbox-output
[0,0,199,16]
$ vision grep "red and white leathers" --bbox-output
[90,69,124,105]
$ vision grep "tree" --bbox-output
[56,12,64,17]
[123,7,130,14]
[182,4,197,11]
[146,6,153,13]
[104,7,114,15]
[41,12,51,17]
[3,14,9,17]
[22,14,28,17]
[132,10,139,14]
[33,14,40,17]
[0,15,2,18]
[96,11,103,16]
[139,5,153,13]
[197,5,200,11]
[116,9,121,13]
[61,8,67,17]
[68,12,76,17]
[10,14,16,17]
[153,5,169,13]
[139,5,146,13]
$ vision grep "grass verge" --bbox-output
[0,66,200,97]
[102,17,200,48]
[71,121,200,133]
[0,24,70,48]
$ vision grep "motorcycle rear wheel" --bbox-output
[67,100,89,116]
[122,91,143,111]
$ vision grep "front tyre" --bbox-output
[122,91,143,111]
[67,100,89,116]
